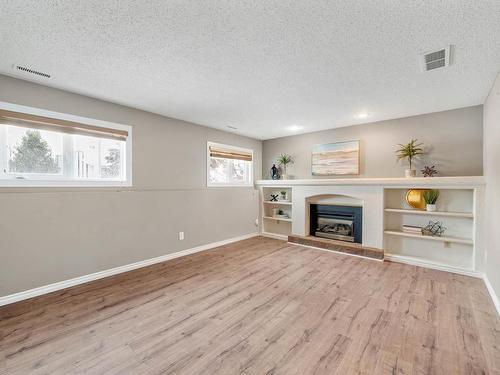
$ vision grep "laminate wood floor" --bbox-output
[1,237,499,374]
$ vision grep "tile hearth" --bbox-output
[288,234,384,260]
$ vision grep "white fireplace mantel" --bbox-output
[256,176,485,188]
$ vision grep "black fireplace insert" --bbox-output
[310,204,362,243]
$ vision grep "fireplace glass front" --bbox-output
[310,204,362,244]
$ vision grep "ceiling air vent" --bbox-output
[13,64,51,79]
[420,46,452,72]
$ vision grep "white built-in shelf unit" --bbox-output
[383,186,478,273]
[256,177,484,277]
[260,186,293,240]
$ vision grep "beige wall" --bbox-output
[0,75,262,296]
[484,71,500,307]
[262,106,483,179]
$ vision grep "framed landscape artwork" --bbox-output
[312,140,360,176]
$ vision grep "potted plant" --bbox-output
[280,190,288,201]
[277,154,294,179]
[396,139,424,177]
[423,189,439,211]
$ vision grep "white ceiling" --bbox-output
[1,1,499,140]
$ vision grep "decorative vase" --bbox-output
[405,169,416,178]
[426,204,437,212]
[281,174,289,180]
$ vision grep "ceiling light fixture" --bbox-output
[356,112,370,119]
[287,125,303,132]
[226,125,237,130]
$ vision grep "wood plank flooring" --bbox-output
[0,237,499,374]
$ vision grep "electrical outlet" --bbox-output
[179,231,184,241]
[255,218,259,226]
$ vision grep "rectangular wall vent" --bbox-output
[13,65,51,79]
[420,46,451,72]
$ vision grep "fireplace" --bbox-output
[310,204,362,243]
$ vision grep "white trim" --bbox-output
[288,241,384,262]
[384,253,482,278]
[255,176,485,188]
[207,141,254,187]
[261,231,289,241]
[483,274,500,316]
[0,101,133,188]
[0,232,258,307]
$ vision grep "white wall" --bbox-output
[484,71,500,311]
[0,75,262,297]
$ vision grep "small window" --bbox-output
[207,142,253,187]
[0,103,132,187]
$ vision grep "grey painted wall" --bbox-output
[262,107,483,179]
[484,71,500,307]
[0,75,262,296]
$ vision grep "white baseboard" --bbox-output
[483,274,500,316]
[0,232,259,307]
[261,231,288,241]
[384,254,482,278]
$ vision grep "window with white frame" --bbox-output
[0,105,132,187]
[207,142,253,186]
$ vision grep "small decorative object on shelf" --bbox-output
[396,139,425,178]
[423,189,439,211]
[422,221,446,237]
[274,209,290,219]
[270,164,280,180]
[277,153,294,180]
[280,190,288,201]
[402,225,423,235]
[405,189,427,210]
[270,194,279,202]
[421,165,438,177]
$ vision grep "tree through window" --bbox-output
[9,129,61,174]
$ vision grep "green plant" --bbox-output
[277,154,294,175]
[280,190,287,196]
[423,189,440,204]
[9,130,60,173]
[396,139,424,170]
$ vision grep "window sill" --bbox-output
[207,183,254,188]
[0,180,132,188]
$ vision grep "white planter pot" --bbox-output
[426,204,437,212]
[405,169,416,178]
[281,174,290,180]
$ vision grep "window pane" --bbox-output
[209,157,229,183]
[73,135,124,180]
[74,134,99,178]
[229,159,249,183]
[209,156,251,185]
[100,139,123,179]
[7,126,63,174]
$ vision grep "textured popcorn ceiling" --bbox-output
[1,1,499,139]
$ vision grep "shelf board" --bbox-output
[263,216,292,222]
[384,208,473,218]
[384,230,473,245]
[263,201,292,205]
